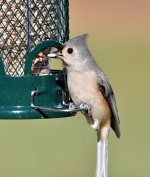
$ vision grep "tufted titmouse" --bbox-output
[48,34,120,177]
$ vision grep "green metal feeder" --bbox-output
[0,0,80,119]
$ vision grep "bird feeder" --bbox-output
[0,0,79,119]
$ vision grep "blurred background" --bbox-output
[0,0,150,177]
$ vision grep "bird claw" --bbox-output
[69,103,91,112]
[79,103,94,123]
[69,102,77,110]
[79,103,91,112]
[79,103,92,117]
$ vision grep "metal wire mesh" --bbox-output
[0,0,69,76]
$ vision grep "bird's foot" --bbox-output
[79,103,91,113]
[79,103,95,124]
[69,102,77,110]
[79,104,99,131]
[79,103,92,117]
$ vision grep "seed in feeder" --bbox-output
[47,5,51,10]
[20,5,26,12]
[16,40,21,45]
[2,4,7,11]
[38,57,43,62]
[39,31,44,36]
[34,24,39,31]
[12,34,17,40]
[7,11,13,16]
[43,25,47,30]
[38,4,43,9]
[21,18,26,25]
[0,27,3,33]
[12,17,17,23]
[20,32,25,38]
[0,40,3,45]
[16,0,21,4]
[48,17,52,22]
[12,49,17,53]
[3,33,8,40]
[19,68,24,75]
[20,52,25,58]
[34,11,39,18]
[17,15,23,21]
[2,20,7,26]
[12,4,16,10]
[42,11,47,17]
[11,52,16,58]
[47,32,52,38]
[34,58,40,64]
[31,4,35,9]
[51,25,55,30]
[7,39,12,45]
[7,25,12,31]
[6,0,12,4]
[0,12,3,17]
[11,20,15,25]
[39,18,43,24]
[35,39,40,45]
[38,52,43,57]
[31,32,35,37]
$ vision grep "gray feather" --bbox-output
[80,40,121,138]
[96,66,121,138]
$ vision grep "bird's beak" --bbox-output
[47,50,63,58]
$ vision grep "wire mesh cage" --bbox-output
[0,0,74,119]
[0,0,69,76]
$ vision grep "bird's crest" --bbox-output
[65,34,88,47]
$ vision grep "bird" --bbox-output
[48,34,121,177]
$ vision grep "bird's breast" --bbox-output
[67,70,111,124]
[67,70,100,105]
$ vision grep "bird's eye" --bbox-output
[67,48,73,54]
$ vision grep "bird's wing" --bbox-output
[96,68,121,138]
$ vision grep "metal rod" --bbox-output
[27,0,31,48]
[31,105,87,113]
[31,90,87,113]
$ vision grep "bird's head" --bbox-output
[48,34,90,67]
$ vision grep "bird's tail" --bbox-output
[95,128,109,177]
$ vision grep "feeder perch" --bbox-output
[0,0,82,119]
